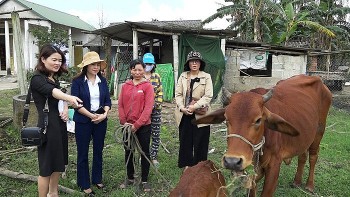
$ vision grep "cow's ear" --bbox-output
[192,108,226,125]
[263,107,299,136]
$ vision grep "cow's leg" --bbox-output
[292,152,307,187]
[260,160,282,197]
[305,133,324,193]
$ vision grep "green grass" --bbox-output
[0,89,19,118]
[1,88,350,196]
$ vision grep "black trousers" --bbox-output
[124,124,151,182]
[178,114,210,168]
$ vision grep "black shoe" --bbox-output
[81,189,95,196]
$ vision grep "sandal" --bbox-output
[81,189,95,196]
[152,160,160,168]
[119,179,134,189]
[94,183,105,189]
[141,182,151,192]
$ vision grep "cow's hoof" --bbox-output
[305,186,315,194]
[290,182,301,188]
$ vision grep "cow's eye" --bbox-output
[255,118,262,126]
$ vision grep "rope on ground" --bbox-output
[115,124,172,189]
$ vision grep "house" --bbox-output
[0,0,95,75]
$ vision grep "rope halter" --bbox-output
[226,133,265,155]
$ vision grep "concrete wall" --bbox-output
[224,48,307,92]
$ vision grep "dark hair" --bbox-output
[129,59,145,79]
[129,59,145,70]
[73,65,103,80]
[35,44,67,76]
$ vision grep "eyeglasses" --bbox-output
[189,60,200,64]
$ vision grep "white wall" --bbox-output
[0,0,42,20]
[224,48,307,92]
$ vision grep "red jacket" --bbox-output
[118,79,154,130]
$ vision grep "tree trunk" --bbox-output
[103,36,112,81]
[11,12,27,95]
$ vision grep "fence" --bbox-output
[307,51,350,91]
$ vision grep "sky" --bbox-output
[27,0,231,29]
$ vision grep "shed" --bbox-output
[89,20,237,98]
[223,40,324,92]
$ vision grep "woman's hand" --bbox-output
[89,113,99,121]
[181,107,193,116]
[187,104,195,114]
[124,122,137,133]
[60,108,69,122]
[91,113,107,124]
[68,96,83,109]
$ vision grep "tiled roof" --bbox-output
[15,0,95,31]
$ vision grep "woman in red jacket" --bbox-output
[118,59,154,192]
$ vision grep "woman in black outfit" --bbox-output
[30,44,82,197]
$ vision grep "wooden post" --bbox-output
[133,30,138,59]
[172,34,179,84]
[11,12,27,95]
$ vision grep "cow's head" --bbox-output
[194,88,299,172]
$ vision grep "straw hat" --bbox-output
[77,51,107,70]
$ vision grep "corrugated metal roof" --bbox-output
[83,35,126,47]
[91,20,237,44]
[108,20,202,29]
[14,0,95,31]
[225,39,322,56]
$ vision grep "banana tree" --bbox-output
[202,0,280,42]
[274,2,335,45]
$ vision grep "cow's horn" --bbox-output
[262,89,274,103]
[222,87,232,106]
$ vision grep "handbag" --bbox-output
[21,87,48,147]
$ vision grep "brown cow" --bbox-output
[169,160,226,197]
[194,75,332,197]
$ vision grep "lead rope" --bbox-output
[226,134,265,197]
[115,124,172,189]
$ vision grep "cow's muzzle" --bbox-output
[223,156,243,171]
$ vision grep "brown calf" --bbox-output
[169,160,226,197]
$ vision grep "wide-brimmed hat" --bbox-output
[77,51,107,70]
[184,51,206,71]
